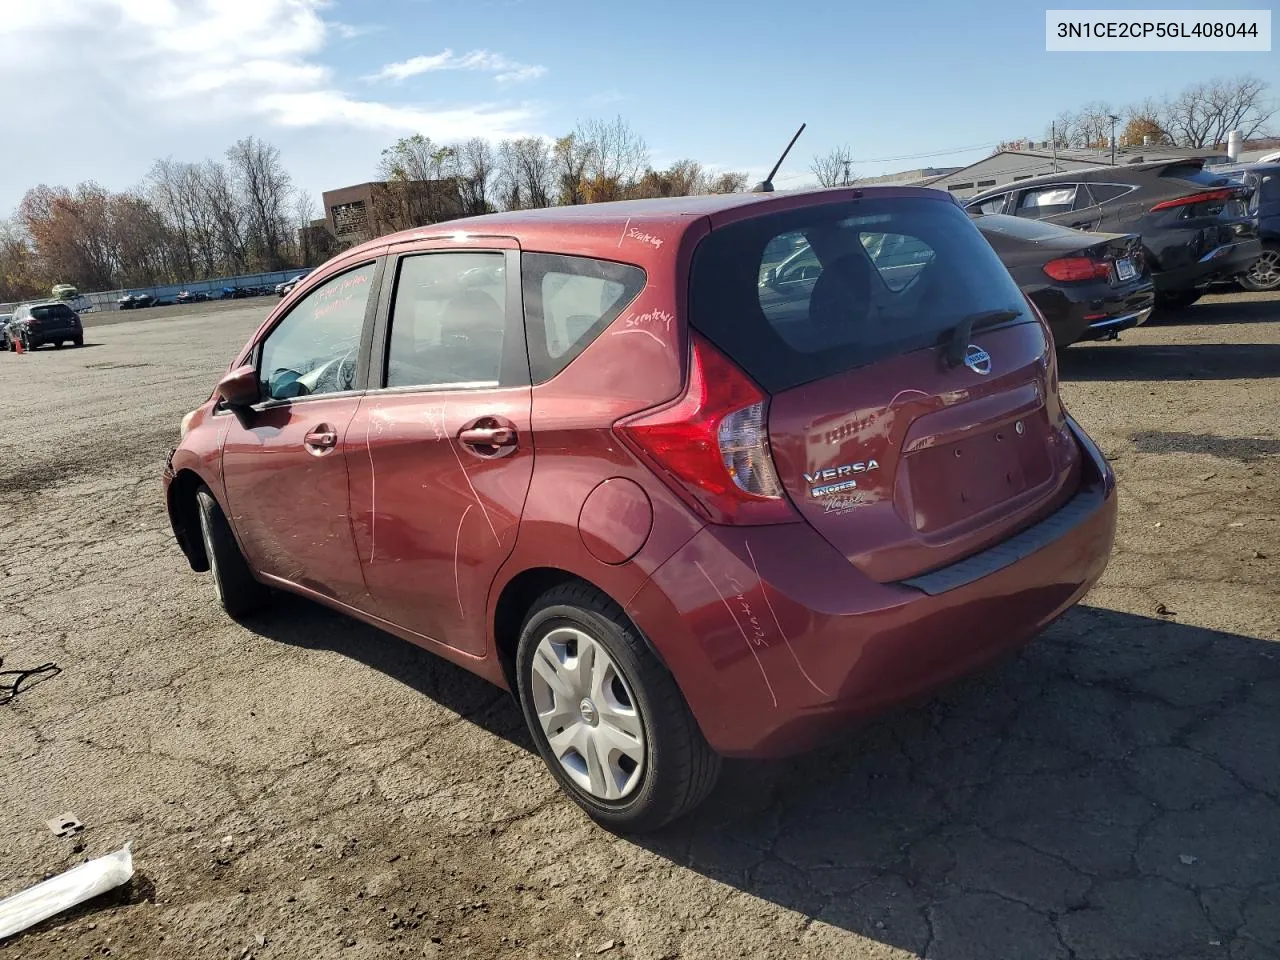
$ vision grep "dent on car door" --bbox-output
[220,259,382,605]
[346,247,533,656]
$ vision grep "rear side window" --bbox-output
[1015,186,1077,218]
[1084,183,1136,204]
[521,253,646,383]
[690,197,1027,393]
[970,193,1010,215]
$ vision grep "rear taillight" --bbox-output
[1149,188,1233,212]
[615,336,795,525]
[1043,257,1111,282]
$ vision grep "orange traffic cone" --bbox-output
[12,336,23,355]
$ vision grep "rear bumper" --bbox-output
[628,417,1117,758]
[1154,238,1262,293]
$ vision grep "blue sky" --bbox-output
[0,0,1276,215]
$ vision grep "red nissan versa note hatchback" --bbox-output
[163,187,1117,830]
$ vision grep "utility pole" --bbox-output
[1052,122,1059,172]
[1109,114,1121,165]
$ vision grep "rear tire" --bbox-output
[195,486,269,619]
[1239,243,1280,292]
[73,336,84,347]
[515,582,721,832]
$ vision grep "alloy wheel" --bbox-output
[530,626,645,800]
[1247,249,1280,290]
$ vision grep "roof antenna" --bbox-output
[752,123,806,193]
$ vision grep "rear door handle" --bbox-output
[304,425,338,453]
[458,426,516,447]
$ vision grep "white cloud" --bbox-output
[0,1,538,138]
[331,21,381,39]
[368,49,547,84]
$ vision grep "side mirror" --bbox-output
[217,364,260,408]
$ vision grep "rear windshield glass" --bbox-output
[689,196,1027,393]
[1162,164,1228,187]
[30,304,77,321]
[975,214,1084,242]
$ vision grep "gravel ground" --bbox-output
[1,292,1277,960]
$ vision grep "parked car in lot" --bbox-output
[176,290,209,304]
[1231,162,1280,292]
[973,215,1154,348]
[164,188,1117,830]
[964,159,1260,309]
[275,271,311,297]
[5,300,83,349]
[117,293,155,310]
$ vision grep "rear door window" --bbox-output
[384,252,510,389]
[521,253,646,383]
[690,196,1027,393]
[1014,185,1078,218]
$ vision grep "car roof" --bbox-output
[965,159,1209,202]
[330,186,955,264]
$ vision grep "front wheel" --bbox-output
[515,583,721,832]
[1239,243,1280,292]
[195,487,270,619]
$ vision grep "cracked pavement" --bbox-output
[1,292,1278,959]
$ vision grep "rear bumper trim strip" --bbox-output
[899,484,1106,596]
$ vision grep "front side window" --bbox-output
[385,252,508,389]
[971,193,1010,215]
[258,262,375,401]
[1015,185,1078,218]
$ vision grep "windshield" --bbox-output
[690,196,1027,392]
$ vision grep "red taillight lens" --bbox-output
[615,335,795,525]
[1043,257,1111,282]
[1149,188,1233,212]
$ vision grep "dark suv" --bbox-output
[1231,162,1280,291]
[965,159,1260,309]
[6,301,83,350]
[164,188,1117,830]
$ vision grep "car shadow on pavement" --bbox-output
[1130,430,1280,463]
[245,594,532,751]
[1059,342,1280,382]
[1154,298,1279,327]
[637,605,1280,959]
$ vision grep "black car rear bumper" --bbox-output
[1154,238,1262,293]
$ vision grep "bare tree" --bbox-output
[576,116,648,201]
[454,138,495,216]
[1166,75,1276,147]
[810,145,854,188]
[552,133,593,205]
[226,136,293,270]
[496,137,554,209]
[293,190,317,266]
[377,134,463,229]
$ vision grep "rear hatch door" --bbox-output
[693,194,1082,583]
